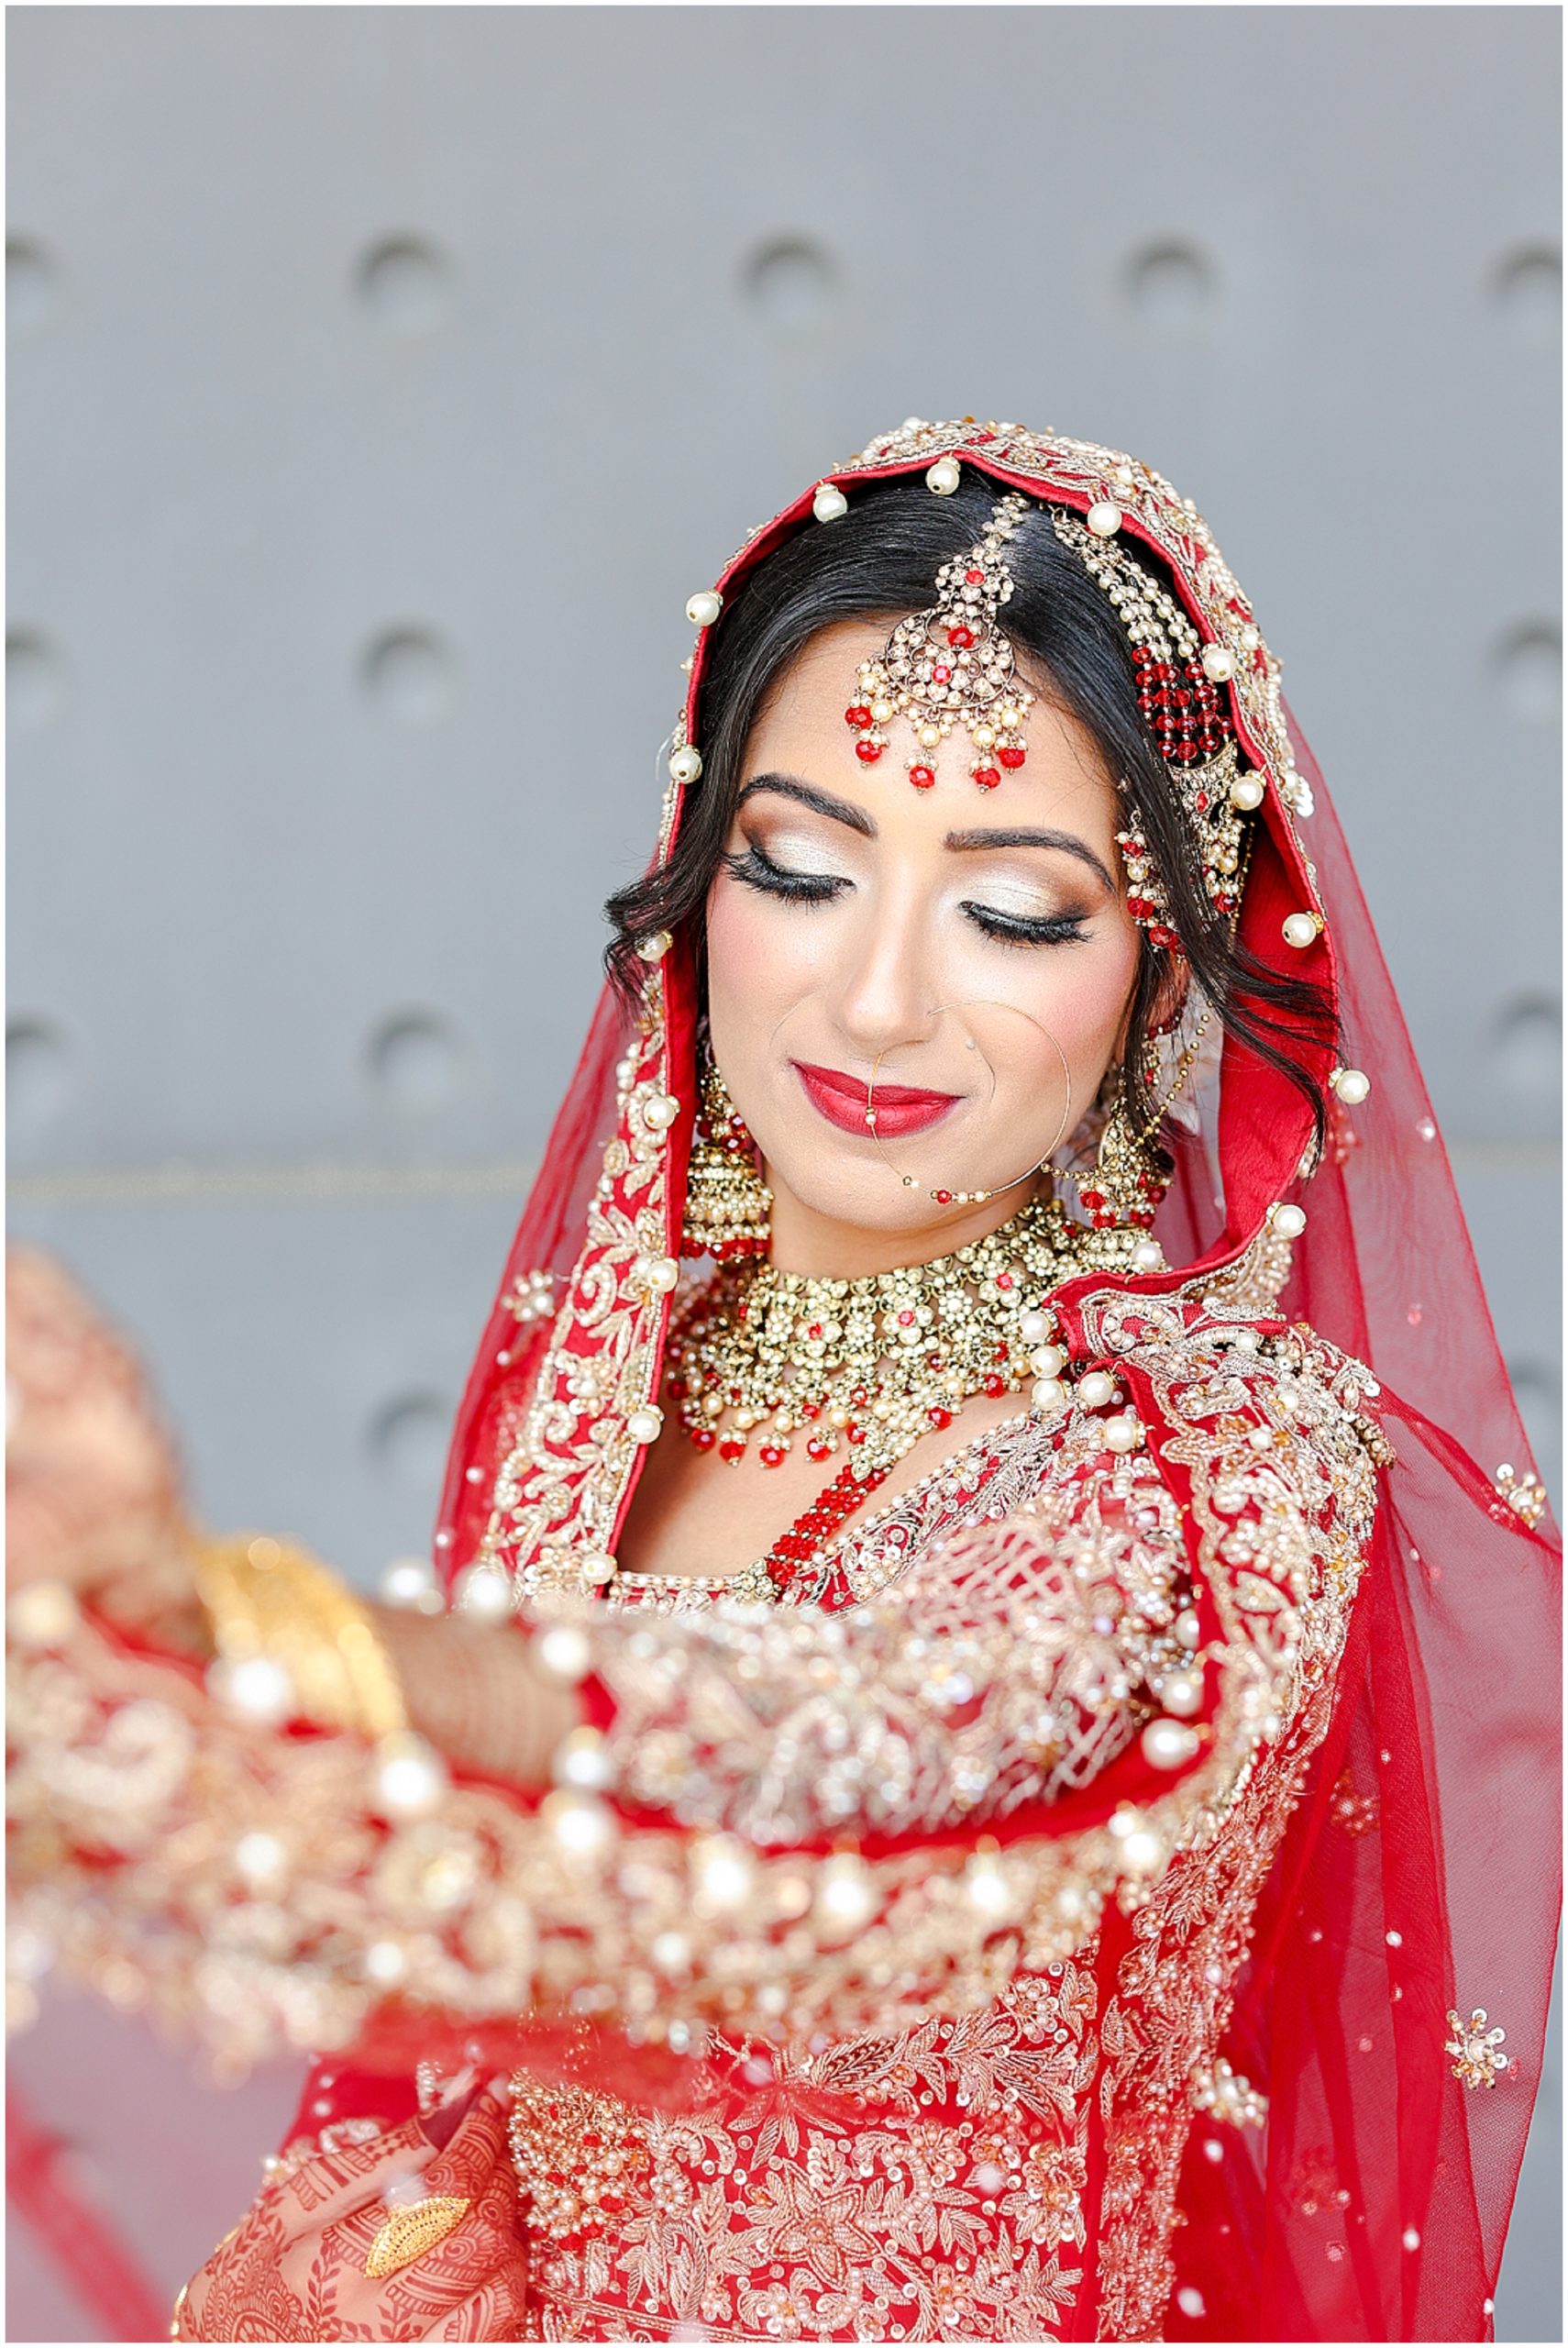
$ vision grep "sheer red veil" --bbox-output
[427,423,1559,2341]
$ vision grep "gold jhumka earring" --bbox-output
[1053,1007,1215,1234]
[680,1048,773,1261]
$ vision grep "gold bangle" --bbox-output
[194,1534,407,1742]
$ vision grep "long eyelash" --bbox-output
[963,905,1091,948]
[722,845,846,905]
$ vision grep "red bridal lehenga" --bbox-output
[6,421,1560,2343]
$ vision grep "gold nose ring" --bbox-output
[866,1020,1074,1205]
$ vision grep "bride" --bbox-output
[7,418,1557,2342]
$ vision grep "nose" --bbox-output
[827,886,937,1067]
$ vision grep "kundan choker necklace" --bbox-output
[664,1193,1100,1593]
[666,1190,1094,1467]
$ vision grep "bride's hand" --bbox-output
[6,1247,202,1633]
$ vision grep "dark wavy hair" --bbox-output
[605,474,1335,1155]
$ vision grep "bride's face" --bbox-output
[705,616,1144,1268]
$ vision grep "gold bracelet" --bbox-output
[194,1534,407,1742]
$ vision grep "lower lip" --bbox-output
[793,1063,960,1139]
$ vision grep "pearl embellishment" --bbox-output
[627,1405,664,1445]
[453,1563,513,1623]
[209,1654,293,1725]
[1031,1376,1068,1413]
[1019,1309,1052,1345]
[815,1854,877,1930]
[1331,1066,1371,1105]
[812,483,848,523]
[380,1556,442,1612]
[372,1731,448,1820]
[685,591,723,627]
[638,1253,681,1293]
[1270,1202,1308,1238]
[7,1579,80,1648]
[642,1092,681,1131]
[1131,1238,1165,1272]
[536,1623,592,1684]
[542,1790,616,1857]
[1229,774,1265,811]
[1119,1826,1165,1874]
[1162,1669,1203,1719]
[668,746,702,786]
[1142,1717,1202,1770]
[1077,1369,1117,1409]
[925,455,962,494]
[1282,910,1323,949]
[1103,1412,1144,1453]
[1086,500,1122,537]
[635,929,673,963]
[553,1726,614,1792]
[1200,644,1234,682]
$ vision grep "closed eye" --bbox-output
[723,843,849,905]
[963,903,1091,947]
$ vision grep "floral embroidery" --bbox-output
[512,1965,1097,2342]
[591,1422,1193,1844]
[480,971,679,1600]
[1494,1464,1548,1530]
[1188,2055,1267,2128]
[1329,1766,1380,1839]
[1075,1290,1383,2340]
[1445,2007,1508,2090]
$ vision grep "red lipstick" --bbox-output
[793,1061,961,1139]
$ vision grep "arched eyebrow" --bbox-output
[736,774,877,837]
[944,825,1117,895]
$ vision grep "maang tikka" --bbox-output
[845,493,1037,791]
[680,1048,773,1261]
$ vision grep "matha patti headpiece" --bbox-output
[844,492,1037,791]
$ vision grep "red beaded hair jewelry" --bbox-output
[1050,506,1265,940]
[844,493,1037,791]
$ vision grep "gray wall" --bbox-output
[8,7,1560,2338]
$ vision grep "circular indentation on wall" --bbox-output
[1493,244,1561,339]
[1505,1358,1560,1471]
[6,630,67,729]
[355,236,456,333]
[368,1011,466,1113]
[742,237,838,332]
[360,626,456,723]
[1491,993,1562,1092]
[368,1392,452,1491]
[1124,239,1219,327]
[7,1019,73,1128]
[7,238,61,338]
[1494,621,1561,722]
